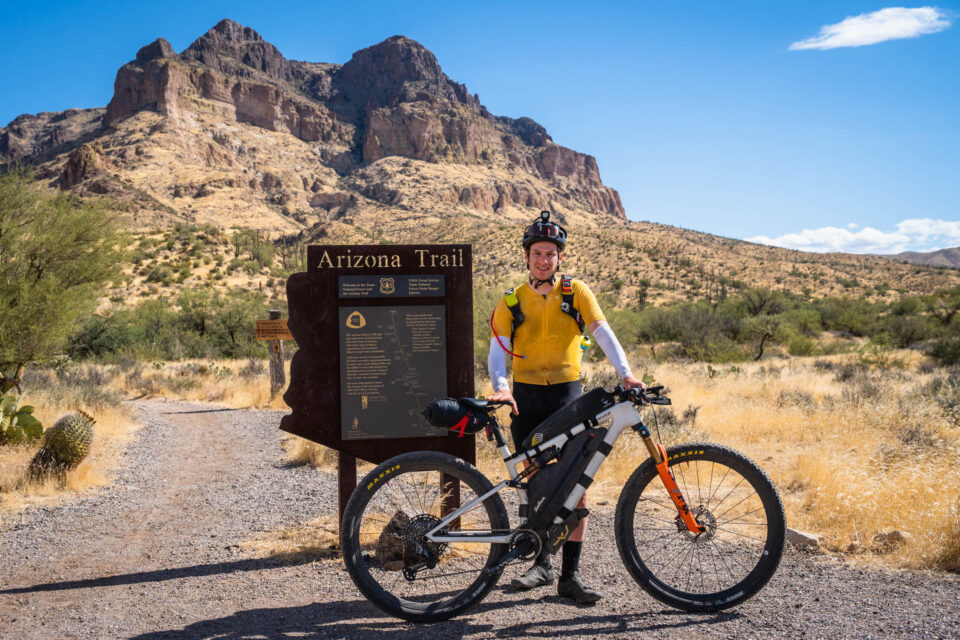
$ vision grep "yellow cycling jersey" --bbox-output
[491,278,605,385]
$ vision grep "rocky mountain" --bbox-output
[2,19,958,304]
[0,19,623,234]
[882,247,960,269]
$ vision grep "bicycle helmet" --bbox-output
[522,211,567,250]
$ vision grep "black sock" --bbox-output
[561,541,581,580]
[536,548,552,569]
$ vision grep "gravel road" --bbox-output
[0,399,957,639]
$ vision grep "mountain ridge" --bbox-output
[880,247,960,269]
[1,19,958,304]
[2,19,624,231]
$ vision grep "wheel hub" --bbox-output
[676,506,717,541]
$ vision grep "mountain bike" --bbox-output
[340,385,786,622]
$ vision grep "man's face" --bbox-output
[526,241,562,281]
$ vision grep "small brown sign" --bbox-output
[256,319,294,341]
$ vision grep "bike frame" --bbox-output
[426,399,661,544]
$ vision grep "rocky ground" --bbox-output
[0,399,957,639]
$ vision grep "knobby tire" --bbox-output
[615,442,786,612]
[340,451,509,623]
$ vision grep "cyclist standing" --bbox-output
[487,211,644,604]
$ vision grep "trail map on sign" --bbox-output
[339,306,447,440]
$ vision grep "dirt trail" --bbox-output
[0,399,957,639]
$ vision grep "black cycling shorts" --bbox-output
[509,380,582,451]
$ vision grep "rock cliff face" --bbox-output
[2,19,626,229]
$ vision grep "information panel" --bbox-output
[339,306,447,440]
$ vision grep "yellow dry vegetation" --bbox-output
[282,353,960,571]
[584,355,960,571]
[0,391,138,514]
[240,514,341,560]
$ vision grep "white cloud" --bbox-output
[747,218,960,254]
[790,7,951,51]
[847,222,858,229]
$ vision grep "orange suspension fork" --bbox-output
[654,443,705,534]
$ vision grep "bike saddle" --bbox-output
[459,397,492,413]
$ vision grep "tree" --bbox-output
[923,285,960,327]
[0,168,122,386]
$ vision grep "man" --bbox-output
[487,210,644,604]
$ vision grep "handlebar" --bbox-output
[614,384,671,406]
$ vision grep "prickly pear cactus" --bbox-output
[28,410,95,478]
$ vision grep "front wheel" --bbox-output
[340,451,509,622]
[615,442,785,612]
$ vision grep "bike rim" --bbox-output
[350,466,501,613]
[632,455,774,601]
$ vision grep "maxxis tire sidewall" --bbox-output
[614,442,786,612]
[340,451,509,623]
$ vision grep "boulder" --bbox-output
[785,527,819,549]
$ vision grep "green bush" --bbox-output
[883,314,937,348]
[928,337,960,366]
[0,393,42,444]
[145,265,175,285]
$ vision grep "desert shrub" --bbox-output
[815,297,878,336]
[928,337,960,366]
[239,358,266,378]
[882,314,937,348]
[145,265,175,285]
[776,389,815,410]
[779,307,822,337]
[786,333,817,357]
[833,362,867,383]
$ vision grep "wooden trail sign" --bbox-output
[280,244,474,521]
[255,318,294,341]
[256,311,292,397]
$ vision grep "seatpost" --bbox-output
[486,415,507,448]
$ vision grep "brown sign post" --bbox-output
[255,313,293,398]
[280,244,474,522]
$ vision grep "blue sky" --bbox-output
[2,1,958,253]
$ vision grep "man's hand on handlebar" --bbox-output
[622,375,647,391]
[486,388,519,415]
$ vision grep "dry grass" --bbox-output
[592,354,960,571]
[0,384,138,515]
[239,514,340,560]
[282,353,960,571]
[110,358,292,410]
[25,353,954,572]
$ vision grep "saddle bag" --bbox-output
[526,427,607,531]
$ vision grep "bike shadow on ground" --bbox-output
[0,554,325,595]
[125,593,740,640]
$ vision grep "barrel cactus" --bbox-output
[28,410,95,478]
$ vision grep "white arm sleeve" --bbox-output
[487,337,510,392]
[592,322,633,380]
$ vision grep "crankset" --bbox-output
[484,529,541,575]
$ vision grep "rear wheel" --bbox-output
[615,442,785,611]
[340,451,509,622]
